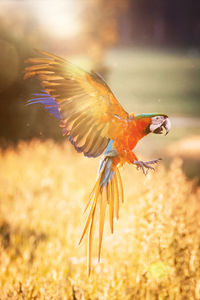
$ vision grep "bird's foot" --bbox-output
[133,158,162,175]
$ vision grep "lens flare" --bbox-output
[33,0,80,38]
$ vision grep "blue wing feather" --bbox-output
[27,92,61,120]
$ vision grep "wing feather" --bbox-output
[25,49,129,157]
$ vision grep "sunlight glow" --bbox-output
[34,0,80,38]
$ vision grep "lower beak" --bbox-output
[163,118,171,135]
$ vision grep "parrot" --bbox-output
[24,50,171,274]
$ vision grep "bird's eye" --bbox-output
[152,116,161,122]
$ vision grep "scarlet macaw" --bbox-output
[24,50,171,274]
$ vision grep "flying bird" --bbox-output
[24,50,171,274]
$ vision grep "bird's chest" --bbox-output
[114,123,141,158]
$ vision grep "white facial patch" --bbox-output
[149,115,170,134]
[151,116,165,125]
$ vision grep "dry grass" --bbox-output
[0,140,200,299]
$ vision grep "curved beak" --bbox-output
[150,117,171,135]
[163,117,171,135]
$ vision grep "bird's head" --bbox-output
[135,113,171,136]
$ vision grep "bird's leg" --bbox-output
[133,158,162,175]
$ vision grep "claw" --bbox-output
[133,158,162,175]
[145,158,162,165]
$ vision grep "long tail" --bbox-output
[78,156,124,275]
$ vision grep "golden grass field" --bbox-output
[0,140,200,299]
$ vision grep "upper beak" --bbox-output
[150,117,171,135]
[163,117,171,135]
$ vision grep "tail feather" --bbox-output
[79,156,124,275]
[113,173,119,219]
[83,178,100,214]
[87,200,98,275]
[116,167,124,203]
[98,188,107,262]
[108,179,114,234]
[78,177,101,245]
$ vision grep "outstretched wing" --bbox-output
[24,50,129,157]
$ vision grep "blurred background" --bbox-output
[0,0,199,178]
[1,1,200,298]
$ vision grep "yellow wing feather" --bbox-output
[24,49,129,158]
